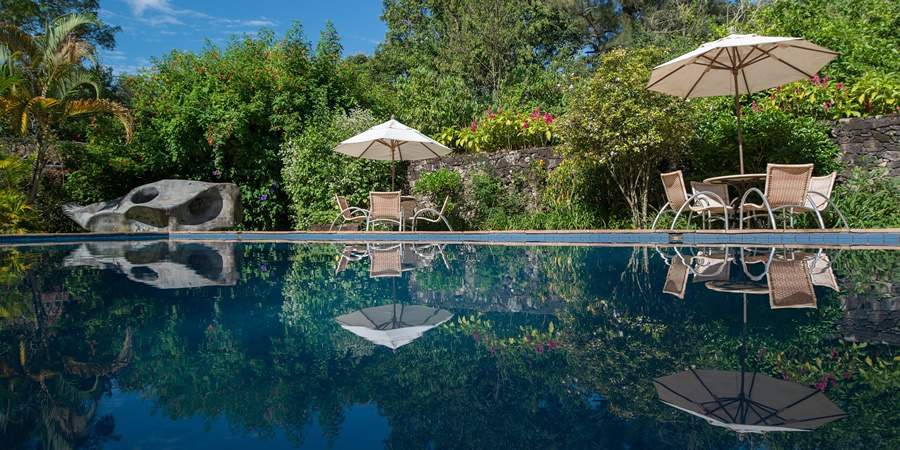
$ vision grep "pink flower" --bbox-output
[522,120,529,129]
[535,343,544,353]
[487,110,496,120]
[782,372,790,381]
[543,112,554,124]
[811,74,821,85]
[546,340,558,350]
[823,100,834,112]
[531,108,541,120]
[470,120,478,132]
[830,348,838,359]
[751,101,761,113]
[815,381,827,391]
[823,75,829,84]
[835,82,845,90]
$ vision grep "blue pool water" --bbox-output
[0,240,897,449]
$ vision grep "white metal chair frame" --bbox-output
[651,190,732,231]
[411,196,453,231]
[330,195,370,231]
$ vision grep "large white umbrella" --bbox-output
[647,34,838,173]
[334,119,453,189]
[335,304,454,350]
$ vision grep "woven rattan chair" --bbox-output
[690,181,733,229]
[368,243,403,277]
[330,195,369,231]
[412,196,452,231]
[767,258,817,309]
[367,191,403,231]
[651,171,731,230]
[335,244,368,274]
[739,164,817,229]
[692,248,732,283]
[662,253,691,299]
[788,172,849,229]
[805,251,839,291]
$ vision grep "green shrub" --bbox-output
[831,163,900,228]
[689,104,842,179]
[437,108,558,153]
[412,169,463,201]
[761,72,899,120]
[281,108,392,229]
[558,47,695,227]
[0,154,32,233]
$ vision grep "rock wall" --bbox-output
[832,114,900,177]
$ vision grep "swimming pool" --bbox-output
[1,239,897,449]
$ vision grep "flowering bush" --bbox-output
[761,72,900,120]
[437,107,558,153]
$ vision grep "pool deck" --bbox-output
[1,229,898,249]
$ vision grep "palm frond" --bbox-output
[48,68,99,100]
[42,14,98,67]
[66,99,134,142]
[0,24,38,60]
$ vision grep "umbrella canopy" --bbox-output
[334,119,453,189]
[654,368,847,434]
[647,34,838,173]
[335,304,454,350]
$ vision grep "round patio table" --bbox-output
[702,173,766,185]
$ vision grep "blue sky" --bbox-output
[99,0,386,74]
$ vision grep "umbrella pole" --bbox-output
[733,72,745,174]
[390,144,396,191]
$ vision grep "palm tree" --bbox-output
[0,14,132,201]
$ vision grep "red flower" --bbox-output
[835,82,845,90]
[815,381,827,391]
[535,343,544,353]
[830,348,838,359]
[470,120,478,132]
[751,101,761,113]
[811,74,821,85]
[546,340,558,350]
[823,100,834,112]
[543,112,554,124]
[531,108,541,120]
[522,120,529,129]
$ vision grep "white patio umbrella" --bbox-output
[335,304,454,350]
[334,118,453,190]
[647,34,838,173]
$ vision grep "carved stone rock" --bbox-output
[64,180,241,232]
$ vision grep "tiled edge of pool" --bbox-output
[1,230,898,248]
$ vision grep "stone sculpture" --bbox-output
[63,241,238,289]
[64,180,241,232]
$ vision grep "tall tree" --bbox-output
[0,14,132,201]
[0,0,119,49]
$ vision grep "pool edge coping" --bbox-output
[1,229,898,249]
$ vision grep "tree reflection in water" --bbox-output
[0,242,896,449]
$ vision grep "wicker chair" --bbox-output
[690,181,733,229]
[334,244,368,274]
[739,164,817,229]
[767,258,817,309]
[805,251,839,291]
[691,247,731,283]
[368,243,403,277]
[651,171,731,230]
[329,195,369,231]
[662,252,691,299]
[790,172,849,229]
[367,191,403,231]
[412,196,453,231]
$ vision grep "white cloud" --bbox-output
[125,0,174,16]
[122,0,274,28]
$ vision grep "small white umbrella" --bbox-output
[335,304,454,350]
[334,118,453,190]
[647,34,838,173]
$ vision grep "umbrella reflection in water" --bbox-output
[335,304,453,350]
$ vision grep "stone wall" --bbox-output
[832,114,900,177]
[408,146,561,187]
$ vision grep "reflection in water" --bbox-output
[660,247,839,309]
[335,304,454,350]
[335,242,449,277]
[63,240,237,289]
[654,368,847,433]
[0,242,896,449]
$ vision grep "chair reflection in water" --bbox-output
[659,246,838,308]
[334,242,450,277]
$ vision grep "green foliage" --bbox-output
[0,153,31,233]
[393,67,480,136]
[558,47,695,227]
[761,72,900,120]
[437,107,558,153]
[689,103,842,179]
[749,0,900,82]
[831,163,900,228]
[412,168,463,201]
[281,108,391,229]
